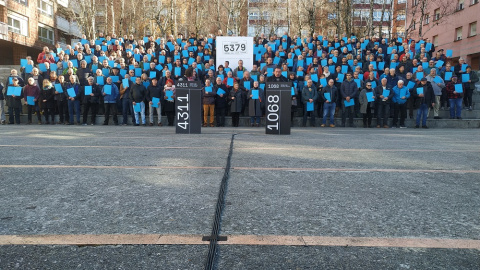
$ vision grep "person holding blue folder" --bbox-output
[247,81,264,127]
[463,66,479,111]
[147,78,164,126]
[359,82,375,128]
[22,77,41,124]
[340,73,358,127]
[374,78,394,128]
[413,78,435,128]
[202,79,216,127]
[5,77,23,124]
[163,79,176,126]
[445,76,464,120]
[54,75,69,125]
[40,79,55,125]
[320,79,337,127]
[425,69,445,119]
[66,75,81,125]
[214,77,228,127]
[82,77,101,125]
[392,80,410,128]
[302,80,318,127]
[102,77,119,125]
[130,77,148,126]
[229,82,243,127]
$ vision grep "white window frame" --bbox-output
[7,11,28,36]
[456,27,463,40]
[37,0,54,17]
[469,22,477,37]
[38,24,54,44]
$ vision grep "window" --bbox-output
[397,11,406,21]
[458,0,464,10]
[7,12,28,36]
[373,11,382,21]
[424,14,429,24]
[434,8,440,21]
[456,27,463,40]
[472,0,479,5]
[13,0,28,5]
[412,20,416,30]
[328,13,337,19]
[433,35,439,46]
[38,25,54,44]
[413,0,418,6]
[469,22,477,37]
[398,0,406,3]
[37,0,53,17]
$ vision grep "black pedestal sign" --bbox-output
[265,82,292,135]
[175,81,202,134]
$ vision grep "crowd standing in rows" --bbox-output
[0,32,478,128]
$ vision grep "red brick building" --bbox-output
[0,0,81,65]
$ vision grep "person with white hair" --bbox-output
[392,80,410,128]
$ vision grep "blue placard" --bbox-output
[38,63,47,72]
[143,62,150,71]
[354,79,361,88]
[84,86,93,95]
[104,84,112,95]
[435,60,444,68]
[20,59,28,67]
[135,68,142,77]
[134,103,141,112]
[282,71,288,78]
[306,102,314,111]
[120,69,127,77]
[433,76,442,84]
[174,67,181,76]
[446,50,453,57]
[71,59,78,68]
[67,88,76,98]
[54,83,63,93]
[166,90,173,101]
[227,77,234,87]
[287,59,293,67]
[122,78,129,88]
[341,65,348,74]
[267,68,274,77]
[110,76,119,83]
[252,90,259,100]
[205,86,212,93]
[143,81,150,88]
[461,64,468,72]
[366,92,374,102]
[251,75,258,82]
[337,73,345,83]
[324,92,331,102]
[444,72,452,81]
[455,84,463,93]
[102,68,110,77]
[217,89,226,95]
[152,97,160,108]
[149,71,157,79]
[296,71,303,77]
[371,81,377,88]
[344,99,354,107]
[407,81,415,89]
[25,64,33,73]
[462,74,470,82]
[416,87,424,95]
[243,81,251,90]
[96,76,104,85]
[291,87,295,96]
[237,71,244,79]
[382,89,390,97]
[27,96,35,105]
[416,72,423,80]
[320,78,328,87]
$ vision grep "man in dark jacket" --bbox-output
[413,78,435,128]
[340,73,358,127]
[202,79,216,127]
[147,78,164,126]
[302,79,318,127]
[374,78,394,128]
[320,79,337,127]
[267,67,288,82]
[214,77,228,127]
[0,82,5,124]
[130,76,147,126]
[82,77,101,125]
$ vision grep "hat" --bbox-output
[420,78,427,81]
[111,66,120,70]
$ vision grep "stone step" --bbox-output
[3,115,479,129]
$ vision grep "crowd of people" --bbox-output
[0,32,478,128]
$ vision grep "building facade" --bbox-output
[406,0,480,69]
[0,0,81,65]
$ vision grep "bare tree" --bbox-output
[69,0,98,40]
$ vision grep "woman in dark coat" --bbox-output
[247,81,264,127]
[40,79,55,124]
[214,77,228,127]
[229,82,243,127]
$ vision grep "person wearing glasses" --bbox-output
[359,82,375,128]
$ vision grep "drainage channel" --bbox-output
[203,134,236,270]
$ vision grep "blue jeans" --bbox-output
[122,98,135,124]
[250,116,260,124]
[322,102,336,125]
[416,103,428,126]
[448,98,462,118]
[68,99,80,124]
[133,101,146,124]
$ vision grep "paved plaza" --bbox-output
[0,125,479,269]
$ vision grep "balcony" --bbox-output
[0,22,8,40]
[56,15,82,37]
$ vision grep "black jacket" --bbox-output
[413,81,435,107]
[129,83,147,103]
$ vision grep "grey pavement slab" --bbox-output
[0,168,222,235]
[221,171,480,239]
[0,245,207,269]
[217,245,480,270]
